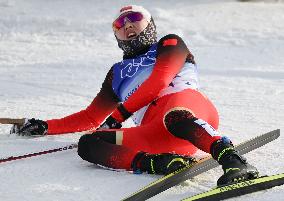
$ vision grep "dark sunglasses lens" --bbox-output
[113,17,124,29]
[127,12,144,22]
[113,12,144,30]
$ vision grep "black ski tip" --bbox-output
[269,129,280,138]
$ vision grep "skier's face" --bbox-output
[113,12,149,41]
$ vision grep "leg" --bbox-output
[160,89,258,185]
[78,122,197,174]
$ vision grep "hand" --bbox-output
[10,118,48,136]
[98,116,122,129]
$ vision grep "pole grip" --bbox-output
[0,118,25,125]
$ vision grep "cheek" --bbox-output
[115,29,126,40]
[134,20,149,34]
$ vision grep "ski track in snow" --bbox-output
[0,0,284,200]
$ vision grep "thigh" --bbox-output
[161,89,219,129]
[139,89,219,154]
[95,125,159,153]
[123,125,198,155]
[97,119,195,155]
[110,122,171,154]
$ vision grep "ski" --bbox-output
[122,129,280,201]
[181,172,284,201]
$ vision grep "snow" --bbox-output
[0,0,284,200]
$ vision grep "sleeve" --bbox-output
[111,34,192,122]
[46,67,120,134]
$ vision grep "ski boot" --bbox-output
[211,137,259,186]
[131,152,196,175]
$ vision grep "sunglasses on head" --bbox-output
[113,12,144,30]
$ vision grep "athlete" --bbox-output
[10,5,258,186]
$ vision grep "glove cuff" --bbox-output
[105,116,122,129]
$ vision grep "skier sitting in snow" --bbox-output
[10,5,258,186]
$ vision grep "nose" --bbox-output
[124,18,133,30]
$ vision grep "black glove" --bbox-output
[98,116,122,129]
[10,118,48,136]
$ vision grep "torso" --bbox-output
[112,43,199,125]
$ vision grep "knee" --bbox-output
[78,134,100,163]
[77,135,90,161]
[163,108,197,140]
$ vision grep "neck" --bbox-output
[123,45,152,59]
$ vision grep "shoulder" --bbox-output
[156,34,188,54]
[157,34,187,47]
[157,34,196,64]
[157,34,188,50]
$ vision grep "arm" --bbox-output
[46,67,120,134]
[111,34,193,122]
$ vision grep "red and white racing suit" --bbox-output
[46,34,220,170]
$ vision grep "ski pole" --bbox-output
[0,143,78,164]
[0,118,93,164]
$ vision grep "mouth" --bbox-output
[126,32,137,39]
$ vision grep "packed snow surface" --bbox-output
[0,0,283,200]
